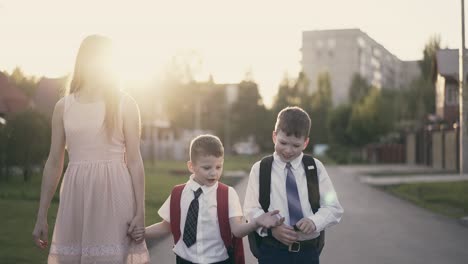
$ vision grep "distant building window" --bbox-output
[371,57,381,69]
[446,83,459,106]
[373,71,382,81]
[436,77,445,109]
[373,47,381,58]
[360,64,367,76]
[316,50,322,58]
[357,37,365,48]
[317,40,324,48]
[328,38,336,49]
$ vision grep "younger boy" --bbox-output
[131,134,283,264]
[244,107,344,264]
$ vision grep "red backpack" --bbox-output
[170,182,245,264]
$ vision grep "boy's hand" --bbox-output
[127,214,145,244]
[295,218,316,234]
[255,210,285,229]
[271,224,299,246]
[128,226,146,243]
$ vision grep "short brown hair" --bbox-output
[190,134,224,163]
[274,106,311,138]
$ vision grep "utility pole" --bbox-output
[460,0,468,173]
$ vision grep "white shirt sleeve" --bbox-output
[243,161,268,237]
[158,195,171,223]
[307,159,344,233]
[228,187,243,218]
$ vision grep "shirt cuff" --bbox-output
[252,210,268,237]
[308,213,325,233]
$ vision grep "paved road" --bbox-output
[321,165,468,264]
[148,165,468,264]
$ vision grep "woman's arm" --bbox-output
[122,95,146,238]
[33,100,66,249]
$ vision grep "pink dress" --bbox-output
[48,93,150,264]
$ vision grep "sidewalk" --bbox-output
[320,166,468,264]
[360,173,468,186]
[354,164,468,229]
[337,164,468,186]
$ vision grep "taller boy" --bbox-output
[244,106,344,264]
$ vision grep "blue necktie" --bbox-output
[286,162,303,226]
[183,187,203,247]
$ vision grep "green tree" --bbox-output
[161,79,197,130]
[419,35,441,81]
[326,104,355,163]
[418,36,440,116]
[271,72,308,113]
[309,72,332,144]
[7,67,38,98]
[349,74,372,104]
[230,80,273,151]
[398,36,440,121]
[327,104,352,146]
[347,88,396,147]
[6,111,50,182]
[398,78,432,121]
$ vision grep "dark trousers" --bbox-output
[258,243,319,264]
[176,255,231,264]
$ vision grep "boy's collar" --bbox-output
[273,152,304,170]
[188,174,218,194]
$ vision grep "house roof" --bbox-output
[435,49,468,80]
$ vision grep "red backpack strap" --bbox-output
[170,184,186,244]
[217,183,232,247]
[217,182,245,264]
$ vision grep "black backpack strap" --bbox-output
[259,155,273,212]
[248,155,274,259]
[302,154,325,254]
[302,155,320,213]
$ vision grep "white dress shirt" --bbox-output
[159,175,243,263]
[243,152,343,241]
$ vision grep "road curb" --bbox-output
[460,216,468,228]
[359,175,468,186]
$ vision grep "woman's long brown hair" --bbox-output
[68,35,120,139]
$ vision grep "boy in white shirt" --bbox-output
[244,107,344,264]
[131,134,283,264]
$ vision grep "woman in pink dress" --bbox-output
[32,35,150,263]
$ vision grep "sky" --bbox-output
[0,0,464,106]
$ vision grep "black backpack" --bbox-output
[247,154,325,258]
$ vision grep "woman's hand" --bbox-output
[130,226,146,242]
[32,218,49,249]
[127,214,145,243]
